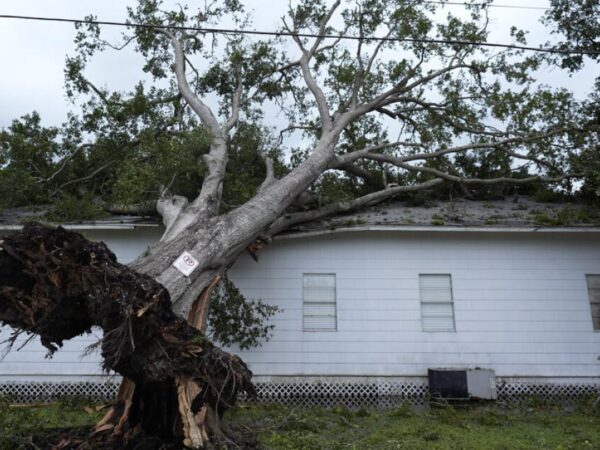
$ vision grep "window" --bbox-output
[303,274,337,331]
[586,275,600,330]
[419,274,456,332]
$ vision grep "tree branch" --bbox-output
[50,161,113,198]
[158,30,236,223]
[337,164,384,189]
[257,155,277,194]
[349,27,394,108]
[223,63,243,133]
[284,1,341,133]
[342,62,476,126]
[157,194,190,236]
[366,153,575,185]
[267,178,445,235]
[332,141,424,167]
[399,129,569,163]
[161,30,221,136]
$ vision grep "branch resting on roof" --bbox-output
[267,166,576,237]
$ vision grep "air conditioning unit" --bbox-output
[428,368,497,400]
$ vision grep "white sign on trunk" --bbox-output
[172,251,199,277]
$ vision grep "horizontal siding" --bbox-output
[226,231,600,377]
[0,227,163,380]
[245,363,600,378]
[2,228,600,381]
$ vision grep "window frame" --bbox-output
[586,274,600,332]
[419,273,456,333]
[302,273,338,332]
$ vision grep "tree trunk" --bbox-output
[0,224,254,448]
[133,133,341,319]
[0,130,343,447]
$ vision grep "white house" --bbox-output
[1,197,600,404]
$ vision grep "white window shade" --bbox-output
[420,274,455,332]
[586,275,600,330]
[303,274,337,331]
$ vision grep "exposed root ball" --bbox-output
[0,223,255,417]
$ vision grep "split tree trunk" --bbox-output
[0,127,344,448]
[0,224,254,448]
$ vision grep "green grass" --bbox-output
[0,396,105,449]
[228,401,600,450]
[1,397,599,449]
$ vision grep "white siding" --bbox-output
[226,231,600,378]
[0,227,164,382]
[2,228,600,382]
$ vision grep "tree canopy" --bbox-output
[1,0,597,223]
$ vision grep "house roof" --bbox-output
[281,196,600,238]
[2,197,598,235]
[0,207,161,230]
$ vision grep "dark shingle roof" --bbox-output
[286,196,600,235]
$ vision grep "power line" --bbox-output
[0,13,597,56]
[424,1,550,11]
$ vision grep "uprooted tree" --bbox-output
[0,0,598,447]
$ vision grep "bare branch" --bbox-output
[267,178,445,235]
[362,129,570,165]
[37,145,89,184]
[284,1,342,133]
[297,55,333,132]
[99,34,137,51]
[349,27,394,108]
[337,164,384,189]
[84,80,124,106]
[161,29,221,136]
[267,157,576,237]
[257,155,277,194]
[82,76,183,118]
[342,63,475,125]
[276,124,319,148]
[308,0,342,57]
[378,96,507,136]
[332,142,424,167]
[223,63,243,133]
[366,153,575,185]
[50,161,113,198]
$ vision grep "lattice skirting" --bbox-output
[249,380,429,408]
[1,379,599,406]
[0,381,120,403]
[496,381,600,402]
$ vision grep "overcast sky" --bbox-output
[0,0,597,131]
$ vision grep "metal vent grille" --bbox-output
[0,380,598,406]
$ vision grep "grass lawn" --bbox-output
[1,396,599,449]
[229,401,600,450]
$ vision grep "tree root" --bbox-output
[0,223,255,448]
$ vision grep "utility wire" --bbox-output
[424,1,550,11]
[0,13,597,56]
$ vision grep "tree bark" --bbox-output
[132,131,343,320]
[0,224,254,448]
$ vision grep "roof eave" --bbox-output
[276,225,600,240]
[0,223,160,231]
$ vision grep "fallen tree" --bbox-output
[0,224,254,447]
[0,0,596,448]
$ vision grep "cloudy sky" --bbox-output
[0,0,597,131]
